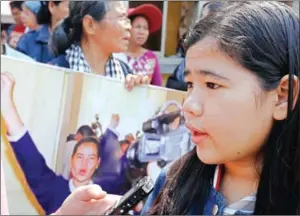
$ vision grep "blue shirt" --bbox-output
[141,166,253,215]
[16,25,54,63]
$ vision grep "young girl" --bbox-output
[141,2,299,215]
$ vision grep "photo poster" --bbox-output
[0,55,191,215]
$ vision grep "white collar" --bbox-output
[213,165,256,215]
[68,178,93,193]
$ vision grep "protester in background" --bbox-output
[49,1,149,90]
[120,139,131,155]
[123,4,163,86]
[7,1,26,49]
[62,125,96,180]
[166,2,222,91]
[142,2,299,215]
[16,1,69,63]
[21,1,41,32]
[7,1,25,37]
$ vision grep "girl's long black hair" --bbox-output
[148,2,300,215]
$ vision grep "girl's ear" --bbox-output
[273,75,299,120]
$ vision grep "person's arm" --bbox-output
[7,127,69,214]
[150,53,163,86]
[1,73,67,214]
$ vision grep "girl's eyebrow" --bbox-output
[184,69,230,81]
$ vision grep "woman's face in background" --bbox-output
[130,16,149,47]
[11,7,23,25]
[71,142,100,185]
[94,1,131,53]
[49,0,69,27]
[21,6,38,29]
[183,37,276,165]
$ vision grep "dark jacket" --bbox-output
[141,166,252,215]
[16,25,54,63]
[166,58,187,91]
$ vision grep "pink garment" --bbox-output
[127,50,163,86]
[1,161,9,215]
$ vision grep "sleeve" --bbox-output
[100,127,119,156]
[16,33,29,55]
[8,129,67,214]
[98,128,121,173]
[141,167,168,215]
[150,53,163,86]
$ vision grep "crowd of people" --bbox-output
[1,1,164,86]
[1,1,299,216]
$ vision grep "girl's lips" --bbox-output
[185,124,209,143]
[79,169,87,176]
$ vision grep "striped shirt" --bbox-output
[213,165,257,215]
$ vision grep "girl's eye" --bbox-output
[206,82,221,89]
[186,82,193,89]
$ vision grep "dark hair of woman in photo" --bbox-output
[16,0,69,63]
[49,1,147,87]
[142,2,299,215]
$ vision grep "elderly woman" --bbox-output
[49,1,149,89]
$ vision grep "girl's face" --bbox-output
[71,142,100,184]
[183,37,277,165]
[130,16,149,46]
[90,1,131,54]
[21,6,38,29]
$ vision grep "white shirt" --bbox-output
[68,178,94,193]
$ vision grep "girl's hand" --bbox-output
[125,74,149,91]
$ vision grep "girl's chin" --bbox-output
[196,146,220,165]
